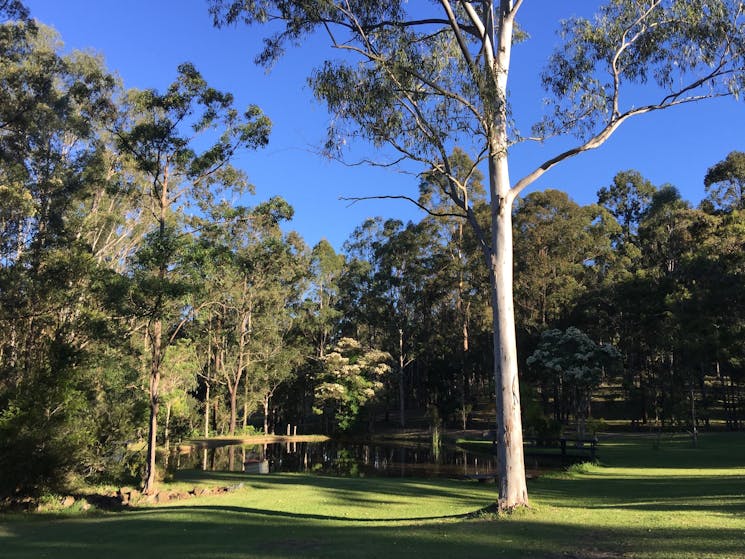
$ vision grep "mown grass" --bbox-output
[1,432,744,559]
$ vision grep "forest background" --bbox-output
[2,0,745,499]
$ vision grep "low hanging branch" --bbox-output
[340,194,468,219]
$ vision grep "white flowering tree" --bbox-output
[314,338,391,431]
[527,327,621,437]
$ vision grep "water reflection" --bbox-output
[177,440,499,479]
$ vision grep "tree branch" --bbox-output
[440,0,476,69]
[340,194,468,219]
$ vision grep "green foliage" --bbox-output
[564,461,598,475]
[0,0,30,21]
[314,338,391,431]
[522,396,563,444]
[0,20,141,497]
[528,327,621,423]
[540,0,745,139]
[598,169,656,242]
[238,424,262,437]
[514,190,614,332]
[703,150,745,212]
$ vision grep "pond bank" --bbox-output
[179,434,329,450]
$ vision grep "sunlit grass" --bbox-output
[1,432,744,558]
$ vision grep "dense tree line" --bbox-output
[210,0,745,510]
[2,8,745,502]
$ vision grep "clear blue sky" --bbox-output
[25,1,745,251]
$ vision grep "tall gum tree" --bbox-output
[210,0,745,510]
[116,63,270,494]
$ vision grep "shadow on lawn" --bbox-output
[176,470,496,507]
[532,473,745,516]
[598,432,745,470]
[2,506,745,559]
[137,503,486,522]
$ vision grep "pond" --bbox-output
[174,439,537,479]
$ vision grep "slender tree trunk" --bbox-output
[229,384,238,435]
[263,395,270,435]
[203,377,210,470]
[164,401,172,452]
[204,379,210,438]
[457,221,470,431]
[232,292,250,435]
[143,163,170,495]
[242,376,249,431]
[399,328,405,428]
[143,318,162,494]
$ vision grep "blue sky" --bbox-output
[25,1,745,251]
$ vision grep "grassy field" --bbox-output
[1,432,744,559]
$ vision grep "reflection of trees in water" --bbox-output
[177,441,500,477]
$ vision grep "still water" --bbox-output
[176,440,501,479]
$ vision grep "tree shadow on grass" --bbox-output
[2,506,744,559]
[531,474,745,516]
[175,470,497,509]
[134,503,485,522]
[598,432,745,470]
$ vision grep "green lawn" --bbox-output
[1,432,744,559]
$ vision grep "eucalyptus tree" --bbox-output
[598,170,657,273]
[115,63,270,494]
[200,197,307,436]
[513,190,614,334]
[0,23,117,265]
[0,0,28,21]
[697,208,745,428]
[703,151,745,212]
[160,338,199,453]
[211,0,745,509]
[244,259,309,436]
[375,220,435,427]
[342,218,436,427]
[285,240,346,429]
[307,239,346,359]
[635,188,718,425]
[0,21,126,496]
[420,149,490,428]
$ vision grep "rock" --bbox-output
[144,493,159,504]
[61,495,75,508]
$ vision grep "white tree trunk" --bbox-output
[487,1,529,510]
[489,164,529,510]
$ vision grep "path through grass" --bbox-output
[1,432,744,558]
